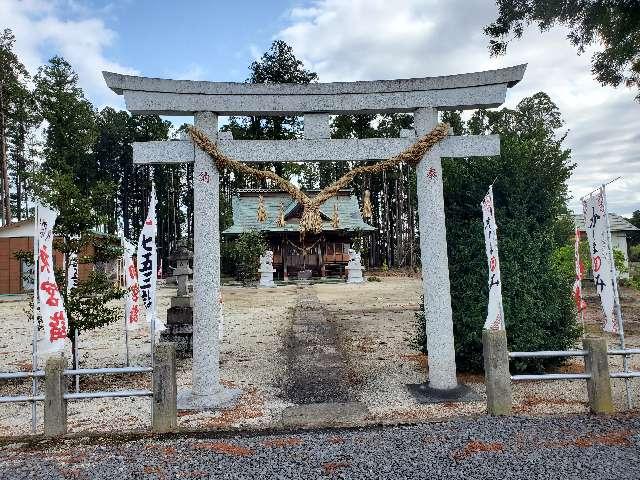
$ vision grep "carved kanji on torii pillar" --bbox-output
[103,64,526,408]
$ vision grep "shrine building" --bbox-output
[222,189,375,280]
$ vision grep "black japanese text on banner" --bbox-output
[481,186,505,331]
[137,187,165,332]
[582,189,618,333]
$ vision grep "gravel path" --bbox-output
[2,413,640,479]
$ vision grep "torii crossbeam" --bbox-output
[104,64,526,409]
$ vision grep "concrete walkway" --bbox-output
[2,413,639,479]
[280,286,368,427]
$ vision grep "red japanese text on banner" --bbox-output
[481,186,505,331]
[137,187,165,332]
[123,238,142,331]
[37,205,68,354]
[572,227,587,312]
[582,189,618,332]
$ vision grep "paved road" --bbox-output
[1,414,640,479]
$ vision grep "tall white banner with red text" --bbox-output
[137,187,164,332]
[36,205,68,354]
[123,238,142,331]
[572,227,587,313]
[582,188,618,333]
[481,186,505,331]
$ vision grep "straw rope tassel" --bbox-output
[188,122,449,234]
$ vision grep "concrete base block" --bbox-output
[583,336,615,414]
[281,402,368,428]
[177,387,242,411]
[482,329,513,415]
[406,382,481,404]
[44,355,67,437]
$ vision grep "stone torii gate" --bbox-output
[104,64,526,409]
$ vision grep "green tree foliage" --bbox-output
[0,28,34,225]
[418,92,581,372]
[229,231,268,284]
[485,1,640,100]
[34,56,98,190]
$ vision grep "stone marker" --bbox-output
[153,343,177,432]
[345,249,365,284]
[44,354,67,437]
[583,336,615,414]
[482,329,512,415]
[258,250,276,287]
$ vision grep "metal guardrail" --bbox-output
[509,350,587,359]
[509,348,640,382]
[64,389,152,400]
[511,373,590,381]
[0,394,45,404]
[0,366,153,406]
[0,371,45,380]
[63,367,153,376]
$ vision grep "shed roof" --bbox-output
[223,190,375,235]
[573,214,639,232]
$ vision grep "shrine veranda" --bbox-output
[103,65,527,409]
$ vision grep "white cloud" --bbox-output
[278,0,640,216]
[0,0,136,109]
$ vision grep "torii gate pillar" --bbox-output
[414,108,457,390]
[177,111,241,409]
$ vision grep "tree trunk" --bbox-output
[0,84,12,225]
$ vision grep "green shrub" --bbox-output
[414,94,582,373]
[367,276,382,282]
[230,230,268,284]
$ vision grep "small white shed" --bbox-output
[573,213,639,279]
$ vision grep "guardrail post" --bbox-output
[482,329,512,415]
[44,354,67,437]
[153,342,177,432]
[583,337,614,414]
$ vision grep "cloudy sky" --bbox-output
[2,0,638,216]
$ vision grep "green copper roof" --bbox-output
[223,190,376,235]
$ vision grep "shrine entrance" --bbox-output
[103,63,526,409]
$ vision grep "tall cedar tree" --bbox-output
[29,57,124,367]
[486,1,640,100]
[0,29,32,225]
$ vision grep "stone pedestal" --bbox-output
[258,250,276,288]
[345,249,365,284]
[161,305,193,358]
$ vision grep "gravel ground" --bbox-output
[1,278,640,437]
[1,413,640,479]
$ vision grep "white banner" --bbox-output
[67,251,78,291]
[36,205,68,354]
[137,187,164,332]
[582,188,618,333]
[481,186,505,331]
[123,238,142,331]
[572,227,587,312]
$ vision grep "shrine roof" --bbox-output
[573,214,639,232]
[223,190,375,235]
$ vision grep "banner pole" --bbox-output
[31,205,39,433]
[602,185,631,408]
[121,235,130,367]
[74,328,79,393]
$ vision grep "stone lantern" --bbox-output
[160,243,194,357]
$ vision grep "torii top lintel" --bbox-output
[102,64,526,116]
